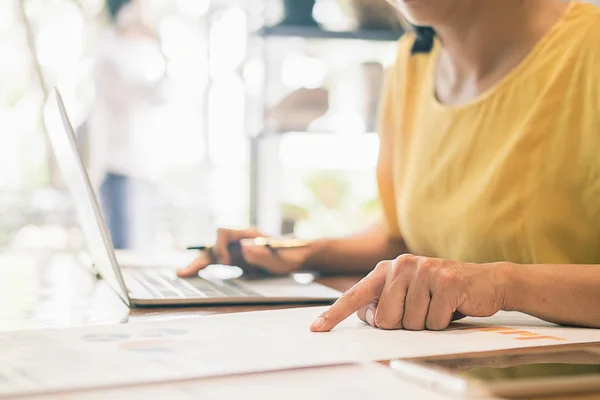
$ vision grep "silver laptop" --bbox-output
[43,87,340,307]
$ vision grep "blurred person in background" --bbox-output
[180,0,600,331]
[87,0,168,250]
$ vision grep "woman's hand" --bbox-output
[239,239,313,275]
[310,254,513,332]
[177,228,311,277]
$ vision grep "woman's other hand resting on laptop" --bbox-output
[177,228,311,277]
[178,224,408,278]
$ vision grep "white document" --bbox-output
[19,363,457,400]
[1,306,598,398]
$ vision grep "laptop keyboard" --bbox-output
[123,269,258,299]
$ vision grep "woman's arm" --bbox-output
[179,223,407,277]
[309,256,600,333]
[302,223,408,275]
[506,263,600,328]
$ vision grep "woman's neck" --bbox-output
[433,0,569,81]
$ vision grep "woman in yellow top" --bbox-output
[180,0,600,331]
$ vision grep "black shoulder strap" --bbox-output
[411,26,436,55]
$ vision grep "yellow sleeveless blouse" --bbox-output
[377,2,600,264]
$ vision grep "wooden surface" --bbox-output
[1,251,599,399]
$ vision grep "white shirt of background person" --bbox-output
[86,0,169,189]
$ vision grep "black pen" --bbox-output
[186,237,310,251]
[186,245,213,251]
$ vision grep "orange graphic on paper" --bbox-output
[459,326,565,341]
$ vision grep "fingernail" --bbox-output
[310,317,326,331]
[365,308,375,327]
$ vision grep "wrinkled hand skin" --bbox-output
[311,254,509,332]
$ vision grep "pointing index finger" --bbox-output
[310,266,387,332]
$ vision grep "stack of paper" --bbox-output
[1,306,598,398]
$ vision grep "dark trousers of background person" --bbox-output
[99,172,158,250]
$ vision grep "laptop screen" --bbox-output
[43,88,130,306]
